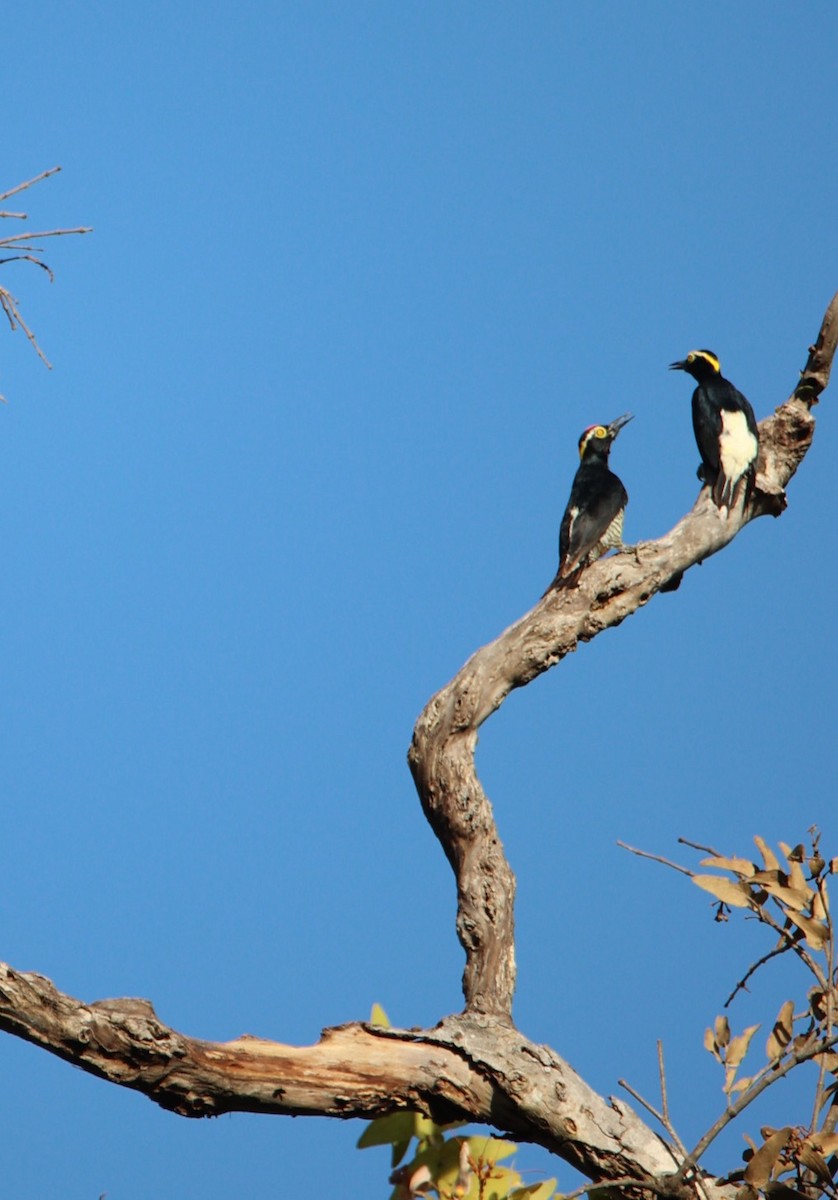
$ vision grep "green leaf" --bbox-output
[357,1111,415,1150]
[467,1136,518,1164]
[510,1181,558,1200]
[369,1002,391,1028]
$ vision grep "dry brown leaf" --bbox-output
[735,1186,759,1200]
[755,836,781,871]
[453,1139,472,1197]
[408,1164,433,1195]
[704,1026,722,1061]
[751,874,810,913]
[797,1144,832,1184]
[744,1127,792,1188]
[764,1183,809,1200]
[813,1050,838,1073]
[700,854,756,876]
[693,874,753,908]
[788,857,808,895]
[726,1024,760,1070]
[786,911,828,951]
[766,1000,795,1062]
[715,1015,731,1048]
[809,1133,838,1157]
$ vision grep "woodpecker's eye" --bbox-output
[687,352,696,364]
[594,426,607,438]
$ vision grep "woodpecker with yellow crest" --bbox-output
[669,349,759,511]
[556,414,633,587]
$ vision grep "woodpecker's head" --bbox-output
[669,349,722,382]
[578,412,633,460]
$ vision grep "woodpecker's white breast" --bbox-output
[719,409,758,485]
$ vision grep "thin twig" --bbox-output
[655,1060,707,1199]
[0,166,61,205]
[0,243,45,255]
[749,900,826,988]
[617,841,694,878]
[0,170,90,387]
[0,286,52,368]
[678,837,723,857]
[0,227,92,245]
[724,939,795,1007]
[0,256,55,281]
[619,1049,695,1179]
[619,1077,668,1129]
[658,1042,672,1132]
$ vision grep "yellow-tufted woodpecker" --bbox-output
[556,413,633,587]
[669,349,759,511]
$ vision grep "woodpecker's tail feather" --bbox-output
[712,465,755,513]
[555,568,582,590]
[543,564,582,596]
[712,473,736,510]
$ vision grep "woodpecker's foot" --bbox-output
[618,542,642,564]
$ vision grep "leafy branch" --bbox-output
[621,832,838,1199]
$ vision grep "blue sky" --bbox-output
[2,3,837,1196]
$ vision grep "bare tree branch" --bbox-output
[0,963,715,1195]
[0,165,62,205]
[0,168,92,391]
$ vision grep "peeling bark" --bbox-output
[0,964,703,1192]
[1,295,836,1196]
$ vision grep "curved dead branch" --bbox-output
[408,293,838,1018]
[0,962,713,1194]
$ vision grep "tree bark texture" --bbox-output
[2,294,837,1195]
[0,964,693,1191]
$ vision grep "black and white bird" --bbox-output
[556,414,633,587]
[669,349,759,511]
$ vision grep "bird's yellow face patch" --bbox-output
[579,425,608,458]
[687,349,721,374]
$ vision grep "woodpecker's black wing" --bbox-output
[558,461,628,582]
[692,377,759,508]
[691,388,723,476]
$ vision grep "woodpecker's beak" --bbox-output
[669,360,688,372]
[607,412,633,438]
